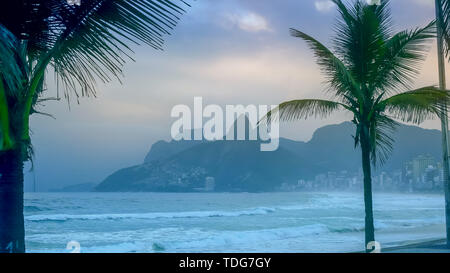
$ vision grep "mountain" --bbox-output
[144,129,204,163]
[96,140,317,192]
[144,140,202,163]
[283,122,441,173]
[95,122,442,192]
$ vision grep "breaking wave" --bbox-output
[25,207,276,222]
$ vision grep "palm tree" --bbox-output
[0,0,190,253]
[433,0,450,248]
[263,0,450,252]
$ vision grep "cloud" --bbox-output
[223,12,271,32]
[314,1,335,13]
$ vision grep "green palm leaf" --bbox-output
[0,25,23,92]
[332,0,392,91]
[0,25,24,150]
[379,86,450,124]
[43,0,190,99]
[289,28,362,103]
[261,99,349,125]
[369,115,398,166]
[372,21,435,92]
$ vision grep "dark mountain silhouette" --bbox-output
[144,140,203,163]
[281,122,441,173]
[96,122,442,192]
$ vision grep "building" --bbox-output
[412,155,435,182]
[205,177,215,192]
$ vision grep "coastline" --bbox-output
[350,224,449,253]
[381,238,449,253]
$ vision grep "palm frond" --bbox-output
[371,21,435,93]
[46,0,190,99]
[440,0,450,56]
[352,114,397,166]
[290,28,362,103]
[0,1,58,60]
[0,25,23,92]
[0,25,23,150]
[369,115,398,166]
[0,78,13,150]
[0,0,191,147]
[378,86,450,124]
[332,0,392,90]
[0,0,190,101]
[261,99,349,125]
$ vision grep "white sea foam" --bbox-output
[25,207,276,222]
[27,225,333,253]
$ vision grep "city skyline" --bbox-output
[288,153,444,193]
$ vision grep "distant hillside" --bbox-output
[96,122,442,192]
[282,122,441,173]
[144,140,203,163]
[96,139,317,192]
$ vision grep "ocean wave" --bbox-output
[24,205,47,212]
[26,219,444,253]
[27,224,332,253]
[25,207,276,222]
[157,224,332,253]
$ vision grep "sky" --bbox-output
[25,0,446,191]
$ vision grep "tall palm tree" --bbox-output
[263,0,450,252]
[434,0,450,248]
[0,0,190,253]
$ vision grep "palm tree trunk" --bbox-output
[435,0,450,248]
[360,126,375,253]
[0,146,26,253]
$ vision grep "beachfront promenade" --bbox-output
[382,239,450,253]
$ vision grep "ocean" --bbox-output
[24,192,446,253]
